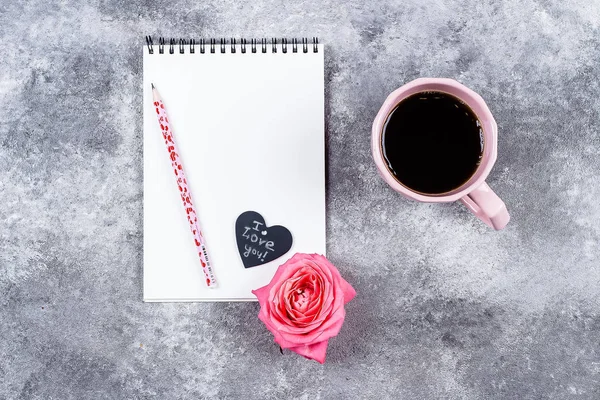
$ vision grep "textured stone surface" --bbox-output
[2,0,600,398]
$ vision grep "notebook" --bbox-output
[143,37,326,301]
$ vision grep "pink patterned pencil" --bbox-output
[151,83,217,288]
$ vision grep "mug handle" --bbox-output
[460,182,510,230]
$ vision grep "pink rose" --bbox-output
[252,253,356,364]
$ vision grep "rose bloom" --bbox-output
[252,253,356,363]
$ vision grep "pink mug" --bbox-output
[372,78,510,230]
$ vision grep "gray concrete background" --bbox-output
[1,0,600,399]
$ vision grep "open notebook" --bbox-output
[143,37,325,301]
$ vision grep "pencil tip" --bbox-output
[151,83,155,89]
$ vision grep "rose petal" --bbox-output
[267,266,303,302]
[260,312,318,349]
[252,286,271,307]
[285,299,345,342]
[304,259,334,287]
[304,262,334,316]
[273,253,307,281]
[312,287,346,333]
[340,276,356,303]
[268,311,321,335]
[288,340,329,364]
[257,308,288,346]
[271,326,316,348]
[279,308,346,346]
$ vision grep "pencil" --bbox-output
[151,83,217,287]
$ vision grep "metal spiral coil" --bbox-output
[145,36,320,54]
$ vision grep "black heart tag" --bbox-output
[235,211,293,268]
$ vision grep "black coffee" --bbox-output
[382,91,484,194]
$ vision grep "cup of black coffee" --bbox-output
[371,78,509,230]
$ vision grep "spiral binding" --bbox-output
[145,36,319,54]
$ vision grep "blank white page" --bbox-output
[143,42,325,301]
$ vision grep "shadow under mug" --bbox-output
[371,78,510,230]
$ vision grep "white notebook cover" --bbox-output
[143,42,325,301]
